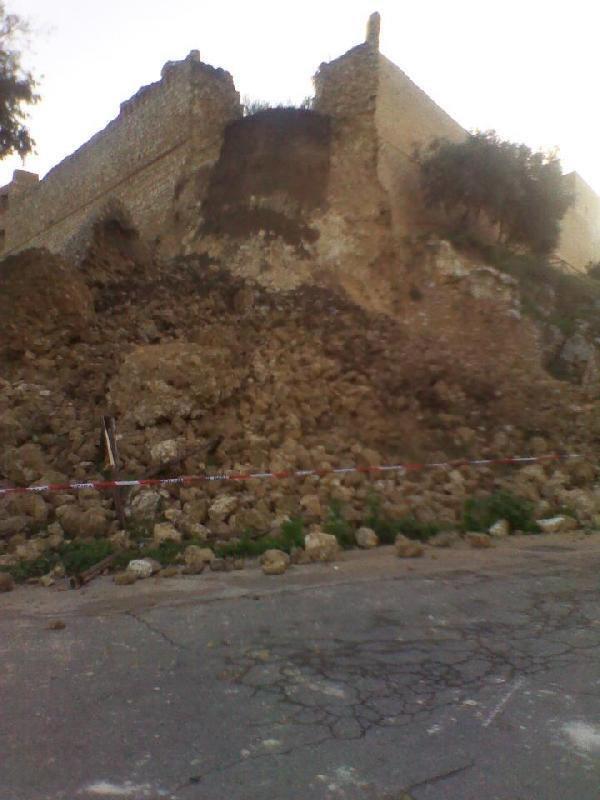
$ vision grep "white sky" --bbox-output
[1,0,599,193]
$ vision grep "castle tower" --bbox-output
[366,11,381,50]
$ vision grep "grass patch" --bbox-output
[214,517,305,559]
[364,493,441,543]
[323,501,354,548]
[463,491,539,533]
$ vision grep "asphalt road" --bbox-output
[2,535,600,800]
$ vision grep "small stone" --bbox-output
[395,535,425,558]
[0,572,15,592]
[114,571,138,585]
[536,515,578,534]
[465,532,494,549]
[209,558,227,572]
[355,527,379,548]
[126,558,160,579]
[489,519,510,537]
[48,620,66,631]
[159,566,179,578]
[428,531,459,548]
[182,562,205,575]
[304,531,340,562]
[260,549,290,575]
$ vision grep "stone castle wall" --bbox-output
[1,22,598,274]
[1,53,240,257]
[557,172,600,270]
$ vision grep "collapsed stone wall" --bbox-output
[1,53,240,257]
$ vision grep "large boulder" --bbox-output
[109,343,245,427]
[260,549,290,575]
[304,531,340,562]
[55,505,110,539]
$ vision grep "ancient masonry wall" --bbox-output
[375,55,466,234]
[557,172,600,271]
[1,54,240,257]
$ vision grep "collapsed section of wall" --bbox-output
[1,52,240,257]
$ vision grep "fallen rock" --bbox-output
[429,531,460,548]
[153,522,182,547]
[159,566,180,578]
[355,527,379,548]
[395,535,425,558]
[208,495,239,524]
[126,558,161,579]
[536,515,578,534]
[114,571,138,586]
[0,572,15,592]
[128,490,162,526]
[260,549,290,575]
[183,544,215,575]
[465,532,494,549]
[56,506,110,539]
[305,531,340,562]
[209,558,227,572]
[489,519,510,537]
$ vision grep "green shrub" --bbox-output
[215,517,306,559]
[60,539,114,575]
[364,492,441,543]
[323,501,354,548]
[463,491,539,533]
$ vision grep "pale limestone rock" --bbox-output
[184,545,214,573]
[128,490,162,526]
[127,558,160,579]
[150,438,181,466]
[395,535,425,558]
[536,515,578,534]
[209,495,238,523]
[355,527,379,548]
[304,531,340,562]
[260,549,290,575]
[56,505,110,539]
[153,522,182,546]
[489,519,510,537]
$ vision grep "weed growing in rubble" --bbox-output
[60,539,113,575]
[364,493,441,543]
[2,555,57,583]
[214,517,306,559]
[462,491,539,533]
[324,501,354,548]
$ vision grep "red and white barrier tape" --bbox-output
[0,453,581,497]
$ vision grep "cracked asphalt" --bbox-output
[2,534,600,799]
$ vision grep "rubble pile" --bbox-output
[1,219,599,581]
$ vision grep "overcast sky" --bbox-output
[1,0,599,193]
